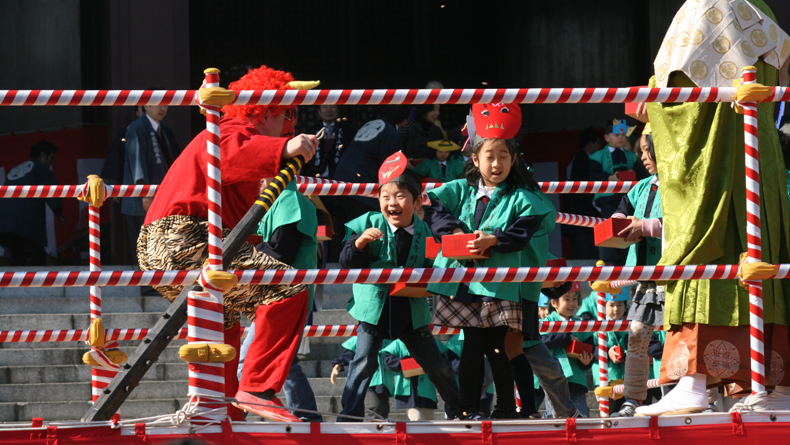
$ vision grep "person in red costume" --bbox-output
[138,65,318,422]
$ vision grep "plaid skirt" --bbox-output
[137,215,306,329]
[433,296,522,331]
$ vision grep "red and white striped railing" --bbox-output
[5,263,790,288]
[1,86,788,107]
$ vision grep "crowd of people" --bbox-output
[3,0,790,424]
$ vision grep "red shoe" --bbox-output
[233,391,302,422]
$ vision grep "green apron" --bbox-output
[589,146,637,202]
[624,175,663,267]
[542,311,593,387]
[344,212,434,329]
[381,339,446,402]
[414,156,466,182]
[255,180,318,308]
[427,179,556,302]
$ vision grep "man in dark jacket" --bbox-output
[0,140,66,265]
[562,128,602,259]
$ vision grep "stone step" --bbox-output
[0,380,188,403]
[0,359,344,385]
[0,312,168,331]
[0,398,185,423]
[0,296,171,315]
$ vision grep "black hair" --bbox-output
[578,128,601,149]
[779,130,790,171]
[383,105,412,126]
[459,138,539,194]
[379,168,422,202]
[412,104,437,122]
[30,140,58,159]
[642,133,656,163]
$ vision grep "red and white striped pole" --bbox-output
[741,66,766,396]
[88,202,114,403]
[595,260,609,417]
[187,68,227,425]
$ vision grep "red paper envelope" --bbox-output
[425,237,441,260]
[441,233,490,260]
[612,345,626,361]
[401,357,425,378]
[317,225,333,242]
[625,95,649,123]
[616,170,637,181]
[594,218,638,249]
[389,282,430,298]
[565,340,594,360]
[545,258,567,268]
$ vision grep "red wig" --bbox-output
[222,65,294,124]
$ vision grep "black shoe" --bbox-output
[491,408,520,419]
[456,411,490,421]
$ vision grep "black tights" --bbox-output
[458,326,514,413]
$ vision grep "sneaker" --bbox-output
[233,391,302,422]
[609,402,637,418]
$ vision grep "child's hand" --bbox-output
[609,174,620,182]
[355,228,384,250]
[331,364,342,385]
[578,351,594,365]
[608,346,623,363]
[468,231,497,255]
[451,227,465,235]
[617,216,643,242]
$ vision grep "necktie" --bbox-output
[394,228,410,267]
[156,126,174,167]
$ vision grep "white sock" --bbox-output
[768,386,790,410]
[634,373,708,415]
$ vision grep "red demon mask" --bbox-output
[471,103,522,140]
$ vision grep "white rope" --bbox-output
[729,390,769,413]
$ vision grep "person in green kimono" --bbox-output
[541,290,595,417]
[414,139,466,182]
[424,103,556,419]
[331,337,394,419]
[338,152,460,421]
[382,338,449,421]
[589,119,638,266]
[636,0,790,415]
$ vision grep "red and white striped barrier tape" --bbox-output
[2,86,789,107]
[611,379,662,395]
[0,184,156,198]
[4,263,790,288]
[596,288,609,417]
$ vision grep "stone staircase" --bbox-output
[0,261,601,423]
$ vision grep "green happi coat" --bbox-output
[592,331,628,382]
[414,156,466,182]
[255,180,318,308]
[427,179,556,303]
[341,337,395,394]
[542,311,593,387]
[381,339,446,402]
[344,212,434,329]
[646,0,790,329]
[589,146,637,202]
[625,175,663,267]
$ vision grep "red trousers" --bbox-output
[237,290,309,392]
[222,291,308,420]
